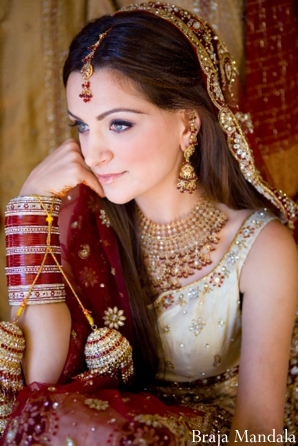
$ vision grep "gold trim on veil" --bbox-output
[118,2,298,228]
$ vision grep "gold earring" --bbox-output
[177,111,198,194]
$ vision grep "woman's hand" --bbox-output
[20,138,104,197]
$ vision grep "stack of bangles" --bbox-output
[5,195,65,308]
[0,195,66,434]
[1,195,134,434]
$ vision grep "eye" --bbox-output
[69,120,89,134]
[110,119,133,133]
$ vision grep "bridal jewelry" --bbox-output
[2,195,133,434]
[28,197,134,385]
[120,3,298,227]
[79,29,111,102]
[177,111,198,194]
[138,197,227,296]
[1,196,60,434]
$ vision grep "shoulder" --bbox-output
[240,215,298,297]
[243,217,297,270]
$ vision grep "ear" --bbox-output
[179,109,201,152]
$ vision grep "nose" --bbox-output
[83,140,113,169]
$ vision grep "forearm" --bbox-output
[12,303,71,384]
[229,397,285,445]
[5,195,71,384]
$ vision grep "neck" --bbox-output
[137,193,228,296]
[134,187,204,224]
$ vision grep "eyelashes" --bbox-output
[110,119,134,133]
[68,120,89,134]
[68,119,134,134]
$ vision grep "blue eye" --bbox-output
[110,120,133,133]
[69,120,89,134]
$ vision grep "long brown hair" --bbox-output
[63,12,265,388]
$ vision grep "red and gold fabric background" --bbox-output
[245,0,298,198]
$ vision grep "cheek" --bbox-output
[114,122,181,174]
[116,138,154,168]
[78,135,86,154]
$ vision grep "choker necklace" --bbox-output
[138,197,227,296]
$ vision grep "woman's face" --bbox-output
[66,69,189,207]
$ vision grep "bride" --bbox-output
[1,3,297,445]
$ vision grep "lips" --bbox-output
[96,172,126,185]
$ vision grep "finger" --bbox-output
[47,186,74,199]
[75,160,105,197]
[82,171,105,197]
[74,153,105,197]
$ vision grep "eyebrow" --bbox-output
[68,108,145,121]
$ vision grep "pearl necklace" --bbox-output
[138,197,227,296]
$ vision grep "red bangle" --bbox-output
[5,196,66,306]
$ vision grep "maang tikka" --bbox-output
[177,111,198,194]
[79,29,111,102]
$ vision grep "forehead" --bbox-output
[66,68,148,108]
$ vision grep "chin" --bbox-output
[103,191,136,205]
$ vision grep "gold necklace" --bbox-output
[138,197,227,296]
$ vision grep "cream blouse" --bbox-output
[152,209,276,383]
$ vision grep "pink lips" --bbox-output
[97,172,126,185]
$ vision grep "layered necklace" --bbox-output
[138,197,227,297]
